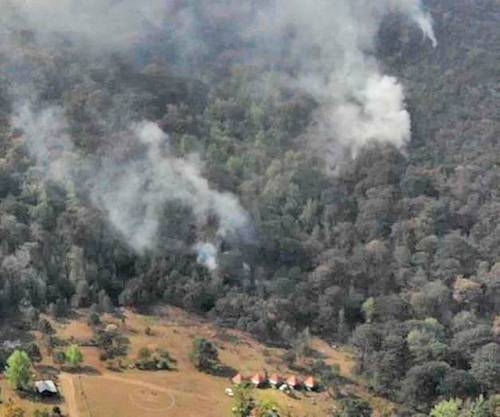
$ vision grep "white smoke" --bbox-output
[251,0,437,157]
[3,0,437,158]
[194,242,218,271]
[11,104,76,183]
[5,0,437,266]
[90,121,251,252]
[10,104,251,263]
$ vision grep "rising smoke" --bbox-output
[11,103,251,263]
[249,0,436,157]
[2,0,436,267]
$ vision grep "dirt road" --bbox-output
[59,373,82,417]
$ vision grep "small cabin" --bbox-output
[35,380,58,397]
[269,373,282,388]
[304,376,319,391]
[286,375,301,389]
[251,373,266,388]
[232,373,245,385]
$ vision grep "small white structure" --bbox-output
[105,323,118,333]
[225,388,234,397]
[35,380,58,396]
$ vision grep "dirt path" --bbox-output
[59,373,82,417]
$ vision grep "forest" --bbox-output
[0,0,499,415]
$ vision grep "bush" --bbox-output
[135,347,175,371]
[189,337,221,374]
[87,312,101,327]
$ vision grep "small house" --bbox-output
[251,373,266,388]
[269,373,282,388]
[232,373,245,385]
[286,375,301,389]
[304,376,319,391]
[35,380,58,397]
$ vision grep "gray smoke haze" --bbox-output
[2,0,436,157]
[3,0,436,264]
[1,0,166,50]
[11,104,251,257]
[90,121,251,252]
[249,0,436,157]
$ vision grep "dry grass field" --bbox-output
[1,307,395,417]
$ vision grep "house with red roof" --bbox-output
[251,372,267,388]
[286,375,301,389]
[269,373,282,387]
[304,376,319,391]
[232,373,245,385]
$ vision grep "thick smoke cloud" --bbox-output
[90,121,251,253]
[11,104,251,259]
[3,0,436,265]
[249,0,436,156]
[3,0,436,157]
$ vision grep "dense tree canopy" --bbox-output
[0,0,499,414]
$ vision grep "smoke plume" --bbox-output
[249,0,436,157]
[3,0,437,266]
[11,104,251,258]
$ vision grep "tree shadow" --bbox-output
[17,390,64,406]
[60,365,101,375]
[211,364,238,378]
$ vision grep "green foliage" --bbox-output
[135,347,175,371]
[430,399,462,417]
[0,2,499,413]
[65,344,84,368]
[94,329,130,359]
[4,350,32,391]
[429,396,499,417]
[87,312,101,327]
[231,384,254,417]
[407,318,448,363]
[336,398,372,417]
[470,343,500,393]
[189,337,221,374]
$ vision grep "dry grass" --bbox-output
[2,307,396,417]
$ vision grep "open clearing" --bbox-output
[1,307,394,417]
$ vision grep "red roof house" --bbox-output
[304,376,318,390]
[251,373,266,387]
[286,375,301,389]
[232,373,245,385]
[269,373,282,387]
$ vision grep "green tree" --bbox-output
[189,337,220,374]
[232,384,254,417]
[65,344,84,369]
[4,350,33,390]
[338,398,372,417]
[430,399,462,417]
[470,343,500,393]
[407,318,448,363]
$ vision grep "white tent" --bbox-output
[35,380,58,395]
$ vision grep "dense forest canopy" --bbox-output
[0,0,499,413]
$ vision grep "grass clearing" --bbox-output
[2,307,395,417]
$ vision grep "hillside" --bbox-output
[0,308,394,417]
[0,0,499,415]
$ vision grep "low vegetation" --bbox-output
[189,337,222,374]
[135,346,175,371]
